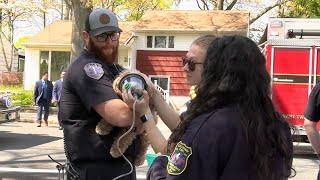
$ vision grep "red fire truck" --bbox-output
[265,18,320,138]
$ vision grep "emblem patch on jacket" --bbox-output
[167,141,192,175]
[84,63,104,80]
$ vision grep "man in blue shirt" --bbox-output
[34,71,53,127]
[52,70,66,130]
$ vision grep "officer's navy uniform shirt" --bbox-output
[60,50,140,180]
[304,83,320,122]
[147,105,293,180]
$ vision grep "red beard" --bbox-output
[89,38,119,64]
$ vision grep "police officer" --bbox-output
[304,82,320,180]
[60,8,142,180]
[123,35,294,179]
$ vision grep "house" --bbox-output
[132,10,249,96]
[0,31,19,72]
[22,10,250,104]
[22,20,136,90]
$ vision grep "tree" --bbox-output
[67,0,92,61]
[118,0,174,21]
[189,0,288,24]
[282,0,320,18]
[66,0,174,61]
[0,0,39,71]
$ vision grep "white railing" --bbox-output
[153,80,169,104]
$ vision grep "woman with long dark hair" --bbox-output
[123,35,294,180]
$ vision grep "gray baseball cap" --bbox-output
[85,8,122,36]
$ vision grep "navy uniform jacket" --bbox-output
[34,80,53,105]
[52,79,63,102]
[147,106,293,180]
[304,83,320,122]
[60,50,140,180]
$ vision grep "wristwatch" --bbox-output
[140,114,154,123]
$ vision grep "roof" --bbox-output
[134,10,250,34]
[23,20,72,46]
[23,10,250,47]
[23,20,137,47]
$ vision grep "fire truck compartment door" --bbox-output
[271,47,312,129]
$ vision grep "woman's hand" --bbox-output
[138,73,155,92]
[122,89,151,115]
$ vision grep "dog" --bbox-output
[95,70,157,166]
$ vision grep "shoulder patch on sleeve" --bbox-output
[167,141,192,175]
[84,63,104,80]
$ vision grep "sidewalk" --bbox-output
[17,112,172,179]
[18,112,59,125]
[9,113,320,179]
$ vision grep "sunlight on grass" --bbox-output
[0,85,26,93]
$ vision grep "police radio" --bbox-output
[113,71,148,100]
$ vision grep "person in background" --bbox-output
[123,35,294,180]
[34,71,53,127]
[60,8,144,180]
[304,82,320,180]
[52,70,66,130]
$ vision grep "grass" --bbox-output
[0,85,27,93]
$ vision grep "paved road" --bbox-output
[0,113,171,180]
[0,113,319,179]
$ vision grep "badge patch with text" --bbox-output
[167,141,192,175]
[84,63,104,80]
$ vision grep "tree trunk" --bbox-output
[63,0,72,20]
[217,0,224,10]
[70,0,92,61]
[0,32,9,71]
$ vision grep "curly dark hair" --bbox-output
[168,35,293,179]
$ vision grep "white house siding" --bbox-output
[134,32,200,51]
[118,48,129,69]
[24,48,40,90]
[23,46,71,90]
[129,41,137,70]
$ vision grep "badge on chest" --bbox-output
[167,141,192,175]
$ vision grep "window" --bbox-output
[18,58,25,72]
[50,51,71,81]
[39,51,71,81]
[39,51,49,78]
[150,76,170,91]
[147,36,153,48]
[169,36,174,48]
[146,36,175,49]
[155,36,166,48]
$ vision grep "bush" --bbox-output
[0,85,33,106]
[11,91,33,106]
[0,71,23,86]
